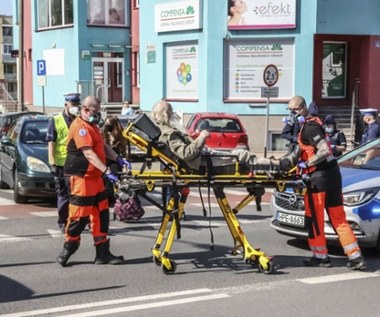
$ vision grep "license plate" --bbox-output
[277,212,305,227]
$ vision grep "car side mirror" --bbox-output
[1,136,14,147]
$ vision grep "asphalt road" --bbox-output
[0,188,379,317]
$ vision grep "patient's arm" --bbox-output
[168,131,207,161]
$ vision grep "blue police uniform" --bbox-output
[360,109,380,144]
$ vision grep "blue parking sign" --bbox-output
[37,60,46,76]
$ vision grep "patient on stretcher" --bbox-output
[151,101,298,174]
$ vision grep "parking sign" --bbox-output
[37,60,46,76]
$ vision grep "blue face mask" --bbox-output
[296,115,305,124]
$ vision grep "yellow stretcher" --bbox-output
[119,113,303,275]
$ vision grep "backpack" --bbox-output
[113,194,145,221]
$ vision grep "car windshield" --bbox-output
[338,138,380,170]
[21,120,49,144]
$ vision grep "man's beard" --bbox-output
[169,113,186,134]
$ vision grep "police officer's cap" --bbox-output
[64,93,81,103]
[359,108,378,117]
[324,114,335,125]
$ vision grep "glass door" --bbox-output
[92,57,124,104]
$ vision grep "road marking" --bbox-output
[0,216,8,220]
[0,288,218,317]
[47,229,63,239]
[29,211,57,217]
[298,272,380,284]
[59,294,230,317]
[0,197,15,205]
[0,234,32,243]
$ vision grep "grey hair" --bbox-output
[152,100,172,124]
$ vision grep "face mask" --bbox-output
[103,124,113,132]
[68,106,79,116]
[290,110,297,115]
[325,127,334,134]
[89,112,101,125]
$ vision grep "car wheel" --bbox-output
[13,171,28,204]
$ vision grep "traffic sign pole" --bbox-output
[262,64,279,158]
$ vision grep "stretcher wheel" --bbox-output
[258,261,274,274]
[162,260,177,275]
[246,257,258,267]
[153,255,161,266]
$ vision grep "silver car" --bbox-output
[271,138,380,252]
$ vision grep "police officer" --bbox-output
[360,108,380,144]
[323,114,347,158]
[47,93,80,232]
[290,95,366,270]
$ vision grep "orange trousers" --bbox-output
[305,191,360,258]
[65,175,109,245]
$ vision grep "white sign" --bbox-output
[224,38,294,101]
[165,42,198,100]
[155,0,202,33]
[228,0,296,30]
[37,76,46,86]
[263,64,279,87]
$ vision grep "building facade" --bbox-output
[13,0,138,112]
[139,0,380,152]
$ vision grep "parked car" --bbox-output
[117,113,146,161]
[0,111,44,136]
[270,137,380,252]
[0,114,55,203]
[186,112,249,151]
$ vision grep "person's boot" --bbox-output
[56,241,79,267]
[94,239,124,265]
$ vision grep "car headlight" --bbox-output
[27,156,50,173]
[343,187,380,207]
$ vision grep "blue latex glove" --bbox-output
[106,172,118,183]
[297,161,308,169]
[117,156,131,169]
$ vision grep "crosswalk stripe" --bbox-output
[0,216,8,220]
[30,211,57,217]
[0,234,32,243]
[0,197,16,205]
[47,229,63,239]
[298,272,380,284]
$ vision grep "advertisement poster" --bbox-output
[322,42,346,98]
[166,42,198,100]
[224,38,294,101]
[227,0,296,30]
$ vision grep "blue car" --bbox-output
[0,114,55,203]
[270,138,380,251]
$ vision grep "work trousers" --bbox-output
[304,165,361,259]
[65,175,109,246]
[55,166,69,225]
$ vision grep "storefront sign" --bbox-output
[224,38,294,101]
[227,0,296,30]
[155,0,202,32]
[165,42,198,100]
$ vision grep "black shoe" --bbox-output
[303,256,331,268]
[347,256,367,271]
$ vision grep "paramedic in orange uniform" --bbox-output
[56,96,129,266]
[290,96,366,270]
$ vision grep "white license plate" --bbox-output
[277,212,305,227]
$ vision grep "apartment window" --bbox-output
[87,0,127,26]
[2,44,13,55]
[7,83,17,93]
[2,26,12,37]
[37,0,73,29]
[4,64,14,74]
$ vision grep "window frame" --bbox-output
[37,0,74,30]
[87,0,128,27]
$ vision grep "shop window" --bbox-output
[87,0,127,26]
[37,0,73,29]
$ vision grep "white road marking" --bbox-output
[0,288,217,317]
[0,234,32,243]
[47,229,63,239]
[0,197,16,205]
[59,294,230,317]
[191,203,220,208]
[298,272,380,284]
[29,211,57,217]
[0,216,8,220]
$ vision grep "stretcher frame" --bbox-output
[119,114,303,275]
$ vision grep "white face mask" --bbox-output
[68,106,79,116]
[325,127,334,134]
